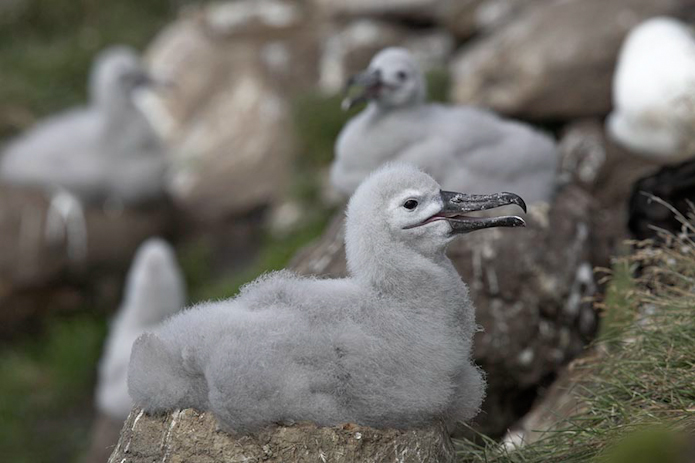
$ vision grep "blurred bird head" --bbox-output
[346,164,526,264]
[342,47,427,111]
[122,237,186,327]
[89,46,160,112]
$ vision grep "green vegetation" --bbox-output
[0,1,175,461]
[181,210,334,303]
[0,0,174,138]
[0,315,106,463]
[426,67,451,103]
[457,230,695,462]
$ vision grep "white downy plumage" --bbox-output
[0,46,168,206]
[128,163,527,434]
[96,238,185,420]
[607,17,695,162]
[331,48,558,204]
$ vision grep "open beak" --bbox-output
[415,190,527,234]
[341,69,382,111]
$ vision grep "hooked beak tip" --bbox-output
[505,193,527,213]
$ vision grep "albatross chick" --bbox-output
[0,46,168,207]
[128,163,526,434]
[331,48,558,204]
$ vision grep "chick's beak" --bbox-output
[131,72,156,89]
[437,190,527,234]
[341,69,382,111]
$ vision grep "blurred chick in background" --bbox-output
[96,238,186,420]
[331,47,559,206]
[86,238,185,463]
[0,46,169,208]
[608,17,695,163]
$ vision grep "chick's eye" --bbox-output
[396,70,408,81]
[403,199,418,210]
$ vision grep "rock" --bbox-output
[437,0,540,40]
[143,0,318,220]
[107,408,456,463]
[290,185,597,436]
[0,185,171,337]
[450,0,691,120]
[557,119,660,268]
[318,18,454,94]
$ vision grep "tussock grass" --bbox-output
[457,215,695,462]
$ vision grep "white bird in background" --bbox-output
[128,163,527,434]
[331,48,558,205]
[96,238,186,421]
[607,17,695,163]
[0,45,169,207]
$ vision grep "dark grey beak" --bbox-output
[341,69,382,111]
[437,190,526,234]
[131,72,156,89]
[130,72,176,91]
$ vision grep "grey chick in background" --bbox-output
[128,163,526,434]
[331,48,558,205]
[0,46,168,207]
[96,238,186,420]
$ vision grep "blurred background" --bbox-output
[1,0,694,462]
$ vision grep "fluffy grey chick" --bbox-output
[0,46,168,206]
[331,48,558,204]
[128,163,527,434]
[96,238,186,420]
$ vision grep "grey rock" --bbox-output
[107,408,456,463]
[143,1,317,220]
[0,185,171,338]
[450,0,691,119]
[437,0,540,40]
[557,119,660,269]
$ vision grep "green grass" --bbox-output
[0,0,174,138]
[456,232,695,462]
[0,315,107,463]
